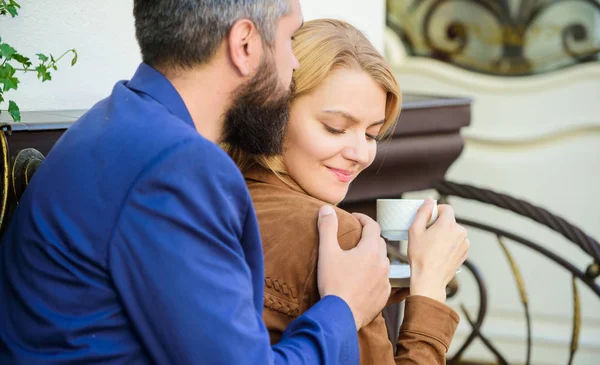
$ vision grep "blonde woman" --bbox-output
[226,19,468,364]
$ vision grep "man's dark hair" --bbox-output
[134,0,290,69]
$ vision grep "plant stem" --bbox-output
[50,49,75,66]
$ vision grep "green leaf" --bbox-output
[0,93,4,104]
[8,100,20,122]
[5,1,21,17]
[35,65,52,81]
[12,53,31,68]
[0,64,16,79]
[71,49,78,66]
[36,53,49,62]
[7,5,19,17]
[0,43,17,59]
[1,76,19,92]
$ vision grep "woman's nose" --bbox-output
[343,136,370,165]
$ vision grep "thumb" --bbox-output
[317,205,340,254]
[410,199,434,232]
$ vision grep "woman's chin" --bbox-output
[317,191,348,206]
[302,180,349,206]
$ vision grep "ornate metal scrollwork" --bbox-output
[12,148,45,202]
[0,124,11,234]
[387,0,600,76]
[0,123,46,236]
[433,180,600,365]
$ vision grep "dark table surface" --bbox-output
[3,93,471,129]
[1,94,471,202]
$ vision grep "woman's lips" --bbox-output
[327,167,354,183]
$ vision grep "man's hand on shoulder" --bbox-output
[316,206,391,330]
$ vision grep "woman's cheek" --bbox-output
[366,145,377,167]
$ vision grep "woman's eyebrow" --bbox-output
[322,109,385,126]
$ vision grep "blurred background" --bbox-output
[385,1,600,364]
[2,1,599,364]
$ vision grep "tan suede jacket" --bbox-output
[245,170,459,365]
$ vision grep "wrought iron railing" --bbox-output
[0,123,46,236]
[387,0,600,76]
[433,180,600,365]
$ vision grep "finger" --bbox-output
[436,204,456,223]
[317,205,341,254]
[457,225,468,240]
[380,238,389,260]
[351,212,375,227]
[410,199,434,232]
[352,213,381,249]
[459,237,470,257]
[459,247,469,265]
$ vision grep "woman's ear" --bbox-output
[228,19,263,77]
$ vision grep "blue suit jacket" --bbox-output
[0,64,358,364]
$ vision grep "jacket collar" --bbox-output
[244,168,308,195]
[126,63,195,129]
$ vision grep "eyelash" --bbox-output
[323,124,381,142]
[368,134,383,142]
[324,124,345,135]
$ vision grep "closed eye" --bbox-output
[324,124,345,135]
[366,133,382,142]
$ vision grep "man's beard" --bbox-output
[222,53,295,156]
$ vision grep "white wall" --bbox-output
[2,0,385,112]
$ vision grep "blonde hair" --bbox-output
[226,19,402,181]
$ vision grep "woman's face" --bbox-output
[283,67,387,204]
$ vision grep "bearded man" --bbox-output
[0,1,393,364]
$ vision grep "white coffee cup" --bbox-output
[376,199,438,241]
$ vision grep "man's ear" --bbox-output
[228,19,262,77]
